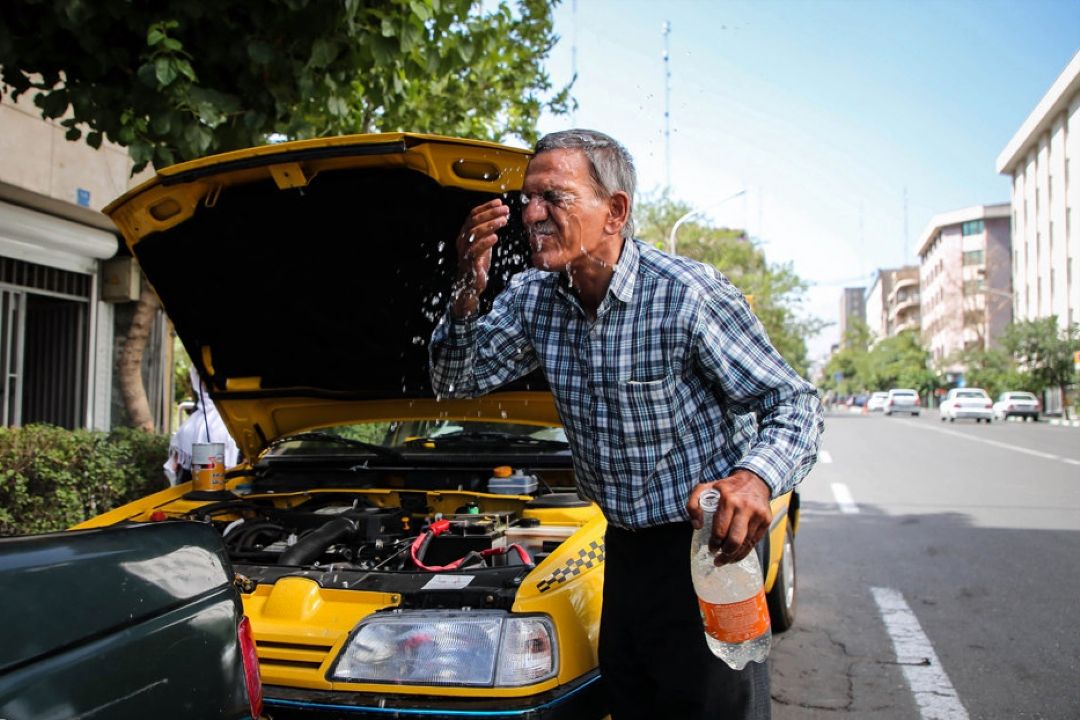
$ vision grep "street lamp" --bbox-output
[667,189,746,255]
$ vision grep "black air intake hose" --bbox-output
[278,515,359,566]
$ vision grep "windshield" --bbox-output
[266,420,568,456]
[955,391,989,399]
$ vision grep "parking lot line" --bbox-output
[872,587,969,720]
[830,482,859,513]
[902,422,1077,466]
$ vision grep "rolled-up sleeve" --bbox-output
[429,284,539,398]
[692,283,823,497]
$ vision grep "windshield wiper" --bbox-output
[405,431,569,450]
[268,431,404,463]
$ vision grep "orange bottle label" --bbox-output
[698,591,771,643]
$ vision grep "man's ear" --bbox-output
[605,191,631,236]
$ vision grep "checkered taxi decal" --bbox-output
[536,539,605,593]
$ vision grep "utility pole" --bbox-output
[662,20,671,191]
[571,0,578,126]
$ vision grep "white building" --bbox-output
[917,204,1012,378]
[0,90,168,430]
[865,267,920,345]
[996,50,1080,331]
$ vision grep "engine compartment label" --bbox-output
[422,574,475,590]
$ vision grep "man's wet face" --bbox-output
[521,149,610,272]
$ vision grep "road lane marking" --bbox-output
[830,482,859,513]
[819,450,833,463]
[872,587,969,720]
[902,421,1080,466]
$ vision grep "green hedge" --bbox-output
[0,425,170,536]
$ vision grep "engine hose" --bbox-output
[410,529,533,572]
[278,515,358,566]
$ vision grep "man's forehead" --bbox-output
[524,148,589,186]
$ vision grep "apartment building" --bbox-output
[996,50,1079,332]
[917,204,1012,378]
[0,90,169,430]
[864,266,920,344]
[838,287,866,346]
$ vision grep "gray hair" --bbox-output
[535,129,636,239]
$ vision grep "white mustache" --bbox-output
[528,222,556,241]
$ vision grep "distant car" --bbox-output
[867,392,889,412]
[940,388,993,423]
[993,391,1041,422]
[884,388,920,416]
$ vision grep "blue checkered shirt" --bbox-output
[430,238,823,530]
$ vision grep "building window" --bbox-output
[962,249,985,266]
[961,220,985,236]
[963,279,985,296]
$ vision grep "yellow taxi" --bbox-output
[78,133,799,719]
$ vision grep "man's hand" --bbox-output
[687,470,773,566]
[451,199,510,318]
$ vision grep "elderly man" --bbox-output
[430,129,822,720]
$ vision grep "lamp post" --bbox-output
[667,189,746,256]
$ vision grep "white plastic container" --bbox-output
[488,469,538,495]
[505,524,578,556]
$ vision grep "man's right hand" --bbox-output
[451,199,510,318]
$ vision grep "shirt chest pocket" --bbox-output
[617,374,680,470]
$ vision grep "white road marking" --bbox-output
[819,450,833,463]
[830,482,859,513]
[903,421,1080,466]
[872,587,969,720]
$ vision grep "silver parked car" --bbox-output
[940,388,993,423]
[993,391,1041,422]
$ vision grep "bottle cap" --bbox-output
[493,465,513,478]
[699,488,721,513]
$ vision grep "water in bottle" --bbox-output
[690,488,771,670]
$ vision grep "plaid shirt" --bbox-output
[430,238,823,530]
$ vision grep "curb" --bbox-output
[1048,419,1080,428]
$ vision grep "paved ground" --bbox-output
[770,410,1080,719]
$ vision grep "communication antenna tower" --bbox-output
[662,20,671,190]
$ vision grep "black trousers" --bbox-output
[599,522,771,720]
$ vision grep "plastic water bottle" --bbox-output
[690,489,771,670]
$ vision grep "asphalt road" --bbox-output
[770,409,1080,720]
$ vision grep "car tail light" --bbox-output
[984,401,992,408]
[915,396,921,406]
[238,616,263,719]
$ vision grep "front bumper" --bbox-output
[261,672,607,719]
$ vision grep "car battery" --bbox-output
[422,513,510,566]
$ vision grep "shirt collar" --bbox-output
[554,237,639,316]
[607,237,639,304]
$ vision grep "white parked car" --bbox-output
[940,388,993,423]
[867,392,889,412]
[993,391,1041,422]
[884,388,920,416]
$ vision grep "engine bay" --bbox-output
[149,464,596,608]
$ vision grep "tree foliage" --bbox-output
[0,0,572,173]
[820,321,936,398]
[635,193,824,377]
[1000,317,1080,416]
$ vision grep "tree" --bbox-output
[0,0,570,172]
[635,193,825,377]
[0,0,571,430]
[1002,317,1080,418]
[956,346,1026,400]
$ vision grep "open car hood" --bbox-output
[104,133,553,458]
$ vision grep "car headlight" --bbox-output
[329,610,558,687]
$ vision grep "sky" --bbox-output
[533,0,1080,363]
